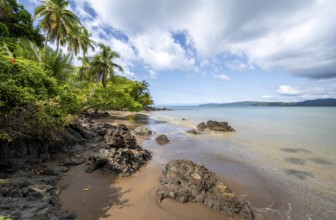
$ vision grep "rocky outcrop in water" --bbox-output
[155,134,170,145]
[197,122,207,131]
[186,129,199,135]
[134,126,153,136]
[143,106,172,111]
[157,160,254,220]
[196,120,235,132]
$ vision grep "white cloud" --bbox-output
[276,84,336,100]
[214,74,230,81]
[261,95,273,100]
[226,60,254,72]
[109,38,137,65]
[149,69,157,79]
[130,31,195,71]
[74,0,336,79]
[71,0,94,21]
[277,85,302,96]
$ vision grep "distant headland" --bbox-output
[199,98,336,107]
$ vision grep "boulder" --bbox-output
[197,122,208,131]
[155,134,170,145]
[104,123,137,149]
[206,120,235,132]
[186,129,199,135]
[134,126,153,136]
[157,160,254,220]
[69,119,99,140]
[90,121,116,136]
[86,148,151,177]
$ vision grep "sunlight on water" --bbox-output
[148,106,336,219]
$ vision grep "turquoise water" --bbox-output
[146,107,336,219]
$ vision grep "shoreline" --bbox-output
[58,111,285,219]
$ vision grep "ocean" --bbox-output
[141,106,336,219]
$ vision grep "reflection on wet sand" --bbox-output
[280,148,312,154]
[309,158,332,165]
[285,169,314,180]
[285,157,305,165]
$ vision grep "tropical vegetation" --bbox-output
[0,0,154,142]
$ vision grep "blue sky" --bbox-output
[21,0,336,105]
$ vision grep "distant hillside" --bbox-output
[199,98,336,107]
[199,101,257,107]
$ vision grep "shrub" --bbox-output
[0,55,79,142]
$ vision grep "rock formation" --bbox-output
[86,123,151,176]
[157,160,254,220]
[186,129,199,135]
[196,120,235,132]
[196,122,207,131]
[0,171,75,219]
[155,134,170,145]
[0,113,152,218]
[134,126,153,136]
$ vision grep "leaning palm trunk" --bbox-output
[85,81,99,104]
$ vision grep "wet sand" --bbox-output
[59,112,285,220]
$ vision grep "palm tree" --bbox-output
[34,0,80,50]
[0,0,11,19]
[138,93,154,107]
[138,81,150,96]
[14,39,73,81]
[132,81,153,107]
[80,43,123,103]
[76,56,93,81]
[67,25,95,56]
[91,43,123,88]
[80,27,95,57]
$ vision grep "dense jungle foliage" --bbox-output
[0,0,154,142]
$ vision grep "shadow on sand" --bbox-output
[59,163,133,220]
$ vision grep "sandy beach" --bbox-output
[57,111,287,220]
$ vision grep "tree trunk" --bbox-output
[85,81,99,104]
[44,34,48,48]
[56,39,60,51]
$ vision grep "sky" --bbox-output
[21,0,336,105]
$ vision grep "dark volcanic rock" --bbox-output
[86,123,151,176]
[0,138,52,172]
[157,160,254,220]
[0,172,75,220]
[61,155,87,166]
[197,122,208,131]
[155,134,170,145]
[206,120,235,132]
[44,166,69,175]
[196,121,235,133]
[90,121,116,136]
[0,114,151,218]
[186,129,199,135]
[69,119,99,140]
[105,123,137,149]
[86,148,151,177]
[134,126,152,136]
